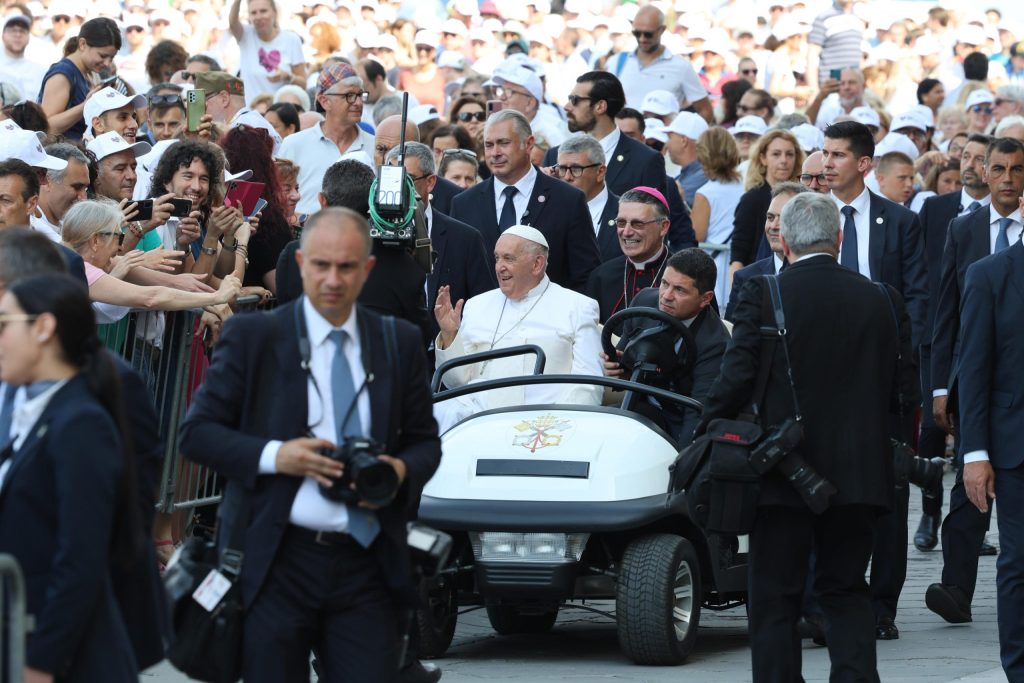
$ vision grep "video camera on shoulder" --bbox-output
[318,437,400,507]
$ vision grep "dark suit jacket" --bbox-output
[664,174,698,250]
[729,183,772,267]
[958,242,1024,469]
[430,175,462,216]
[427,209,495,340]
[918,191,963,337]
[0,375,137,679]
[700,257,901,509]
[724,255,777,322]
[865,191,929,348]
[544,130,666,195]
[631,288,729,439]
[179,303,441,608]
[58,244,88,286]
[595,190,621,262]
[930,207,991,396]
[449,170,601,291]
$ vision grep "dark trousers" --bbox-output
[870,484,910,621]
[242,527,401,683]
[995,466,1024,680]
[919,346,945,516]
[749,504,879,683]
[940,455,992,600]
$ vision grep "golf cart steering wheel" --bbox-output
[601,307,698,381]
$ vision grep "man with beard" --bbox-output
[914,134,993,550]
[810,68,867,131]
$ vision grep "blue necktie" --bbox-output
[995,216,1013,252]
[966,200,982,214]
[498,185,518,231]
[0,383,16,446]
[328,330,379,548]
[840,205,859,273]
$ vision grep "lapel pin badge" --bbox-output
[876,217,883,224]
[617,154,624,162]
[538,195,546,203]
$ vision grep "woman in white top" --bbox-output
[228,0,307,106]
[691,127,744,306]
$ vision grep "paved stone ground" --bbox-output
[145,470,1006,681]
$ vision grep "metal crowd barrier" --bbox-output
[98,296,274,517]
[0,554,27,682]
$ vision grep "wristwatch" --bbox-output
[128,222,144,239]
[201,244,218,256]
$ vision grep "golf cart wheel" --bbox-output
[416,576,457,658]
[616,534,702,665]
[485,603,559,635]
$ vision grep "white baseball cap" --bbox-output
[640,90,678,117]
[485,65,543,102]
[438,50,466,70]
[136,138,177,173]
[440,18,468,37]
[790,123,824,152]
[84,87,147,136]
[410,104,440,125]
[644,118,668,143]
[225,168,253,183]
[965,89,995,111]
[850,105,880,128]
[909,104,935,128]
[0,123,67,170]
[874,132,918,161]
[414,30,438,48]
[654,111,709,141]
[732,115,768,137]
[890,111,927,133]
[376,34,398,52]
[86,131,152,162]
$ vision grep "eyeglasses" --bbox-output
[614,217,662,230]
[970,105,993,115]
[553,163,600,178]
[52,15,70,23]
[456,110,486,122]
[97,231,126,246]
[148,94,183,106]
[566,94,593,106]
[740,68,759,75]
[632,29,660,39]
[800,173,827,185]
[495,86,533,100]
[0,314,39,334]
[126,26,144,33]
[324,91,369,104]
[408,172,433,182]
[442,148,477,158]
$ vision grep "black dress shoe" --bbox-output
[798,616,827,646]
[914,513,940,551]
[980,539,999,556]
[925,583,972,623]
[399,660,443,683]
[876,617,899,640]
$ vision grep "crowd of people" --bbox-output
[0,0,1023,680]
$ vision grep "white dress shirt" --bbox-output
[773,253,786,273]
[0,380,65,491]
[29,210,61,243]
[599,127,620,167]
[958,190,990,216]
[988,206,1023,253]
[832,186,873,280]
[258,297,372,532]
[588,186,610,238]
[493,164,539,227]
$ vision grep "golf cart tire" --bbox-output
[416,577,458,658]
[616,533,702,665]
[485,604,559,635]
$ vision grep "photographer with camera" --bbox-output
[179,207,441,682]
[697,192,905,682]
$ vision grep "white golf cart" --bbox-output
[416,308,749,665]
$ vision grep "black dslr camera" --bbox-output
[892,440,945,491]
[749,418,838,514]
[319,437,400,507]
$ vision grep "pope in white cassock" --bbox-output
[433,225,604,432]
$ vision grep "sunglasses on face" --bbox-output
[741,68,758,75]
[456,110,486,122]
[148,94,182,105]
[52,15,70,23]
[97,231,126,246]
[566,94,593,106]
[443,148,477,158]
[970,105,993,115]
[632,30,659,39]
[126,26,144,33]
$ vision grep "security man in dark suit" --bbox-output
[926,137,1024,625]
[958,236,1024,681]
[450,109,601,291]
[913,133,991,551]
[551,133,621,261]
[384,141,495,342]
[543,71,696,250]
[602,248,728,442]
[725,182,807,322]
[180,207,441,682]
[699,192,904,682]
[430,174,462,216]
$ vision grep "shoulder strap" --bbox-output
[614,51,629,77]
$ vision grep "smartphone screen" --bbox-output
[248,198,268,219]
[486,100,503,116]
[186,89,206,132]
[829,69,843,81]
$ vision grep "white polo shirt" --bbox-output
[616,49,708,110]
[278,122,376,215]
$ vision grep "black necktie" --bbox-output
[840,205,859,273]
[498,186,518,231]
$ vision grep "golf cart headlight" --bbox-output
[469,532,589,563]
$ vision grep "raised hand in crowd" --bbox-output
[434,285,464,348]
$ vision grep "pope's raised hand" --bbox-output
[434,285,464,348]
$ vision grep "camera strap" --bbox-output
[751,275,803,423]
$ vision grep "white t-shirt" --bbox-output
[0,52,47,103]
[237,25,305,106]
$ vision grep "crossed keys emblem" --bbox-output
[512,415,573,453]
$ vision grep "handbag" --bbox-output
[163,485,249,683]
[671,274,803,534]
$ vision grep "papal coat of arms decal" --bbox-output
[511,415,574,453]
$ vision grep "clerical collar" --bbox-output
[628,244,667,270]
[512,275,550,303]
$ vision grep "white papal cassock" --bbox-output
[433,275,604,432]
